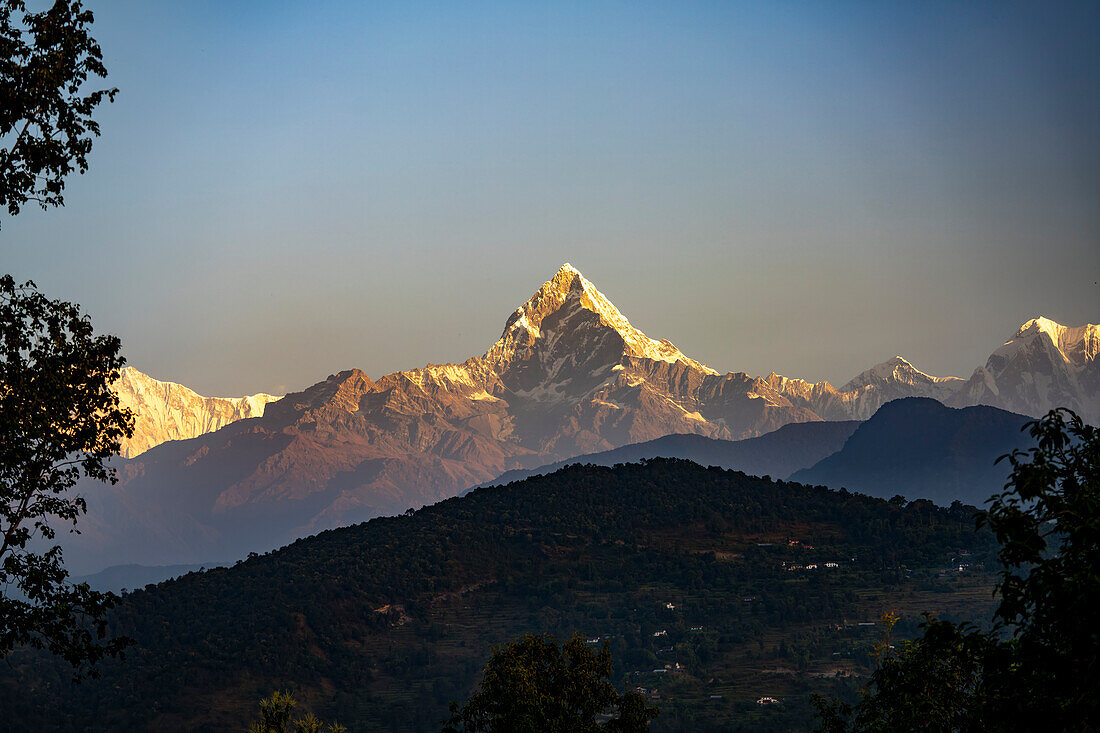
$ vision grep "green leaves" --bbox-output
[443,633,657,733]
[0,275,133,678]
[247,691,346,733]
[0,0,122,680]
[0,0,117,224]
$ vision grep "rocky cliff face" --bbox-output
[112,367,281,458]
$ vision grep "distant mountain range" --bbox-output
[766,317,1098,425]
[115,268,1098,459]
[484,398,1030,507]
[73,562,226,594]
[71,264,1095,574]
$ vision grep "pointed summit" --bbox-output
[558,261,581,277]
[494,263,613,341]
[1016,316,1065,340]
[842,356,958,393]
[486,264,717,375]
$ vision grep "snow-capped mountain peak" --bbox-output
[950,316,1099,425]
[487,263,718,375]
[1011,316,1099,366]
[841,356,960,393]
[1018,316,1065,340]
[113,367,282,458]
[762,355,965,422]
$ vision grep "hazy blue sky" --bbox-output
[3,0,1098,396]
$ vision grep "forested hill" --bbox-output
[3,460,998,732]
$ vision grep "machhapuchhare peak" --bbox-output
[83,264,1097,575]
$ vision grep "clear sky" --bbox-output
[3,0,1098,396]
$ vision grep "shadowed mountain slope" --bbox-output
[484,419,861,487]
[791,398,1032,505]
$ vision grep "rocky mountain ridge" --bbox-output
[69,265,1096,573]
[119,267,1097,459]
[762,355,965,422]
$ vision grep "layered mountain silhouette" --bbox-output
[791,398,1031,505]
[484,419,860,488]
[69,264,1096,574]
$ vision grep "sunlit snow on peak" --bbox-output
[487,264,719,375]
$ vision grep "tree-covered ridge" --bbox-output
[2,459,999,731]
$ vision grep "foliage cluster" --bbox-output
[0,275,132,678]
[248,690,346,733]
[443,633,657,732]
[0,0,116,223]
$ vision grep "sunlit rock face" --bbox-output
[72,266,1097,574]
[948,317,1100,426]
[112,367,281,458]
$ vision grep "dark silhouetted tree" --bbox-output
[1,0,117,225]
[444,633,657,732]
[0,275,133,678]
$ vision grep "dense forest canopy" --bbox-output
[1,459,999,731]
